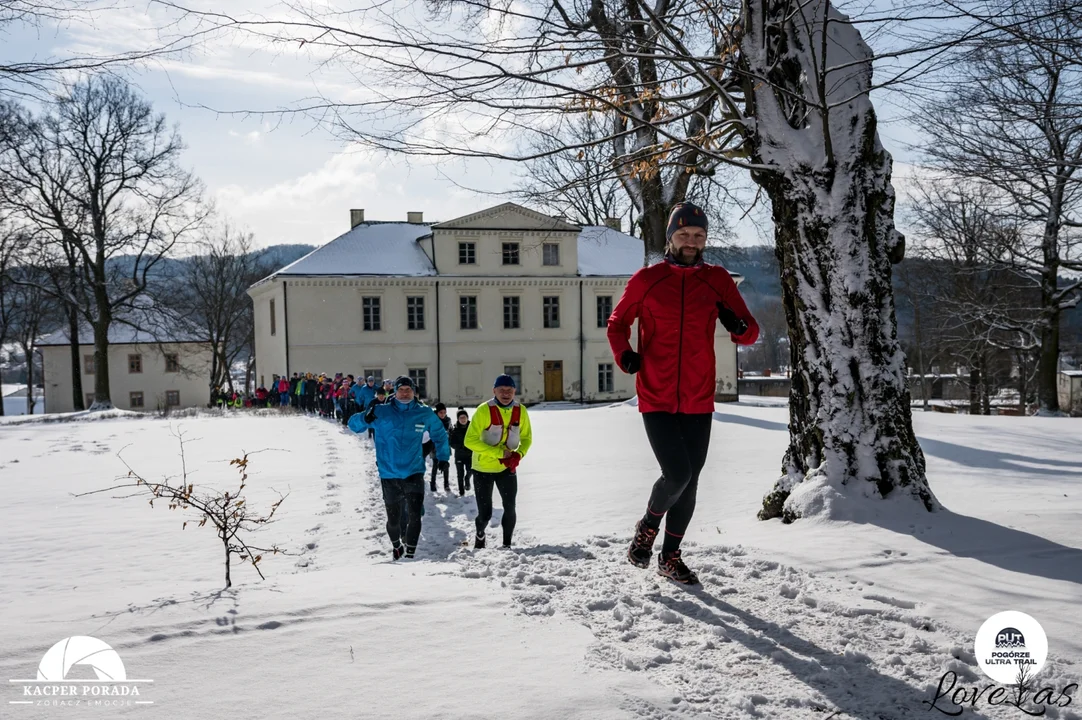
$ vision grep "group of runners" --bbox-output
[269,203,760,585]
[347,373,533,561]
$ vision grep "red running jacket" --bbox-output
[607,258,760,414]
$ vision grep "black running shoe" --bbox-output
[405,545,416,559]
[657,549,699,585]
[392,542,406,561]
[627,520,658,568]
[474,533,486,549]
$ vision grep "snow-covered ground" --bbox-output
[1,403,1079,718]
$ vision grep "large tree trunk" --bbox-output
[90,305,113,410]
[1036,185,1065,415]
[969,365,981,415]
[1035,249,1061,414]
[742,0,938,521]
[1036,309,1060,414]
[67,304,84,411]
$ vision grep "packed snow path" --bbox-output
[341,421,1078,720]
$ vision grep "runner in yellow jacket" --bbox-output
[464,374,533,549]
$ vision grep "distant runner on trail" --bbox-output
[607,202,760,585]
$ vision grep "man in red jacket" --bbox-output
[608,202,759,584]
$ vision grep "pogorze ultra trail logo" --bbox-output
[974,611,1049,685]
[8,636,154,708]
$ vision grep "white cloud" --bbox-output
[214,146,504,247]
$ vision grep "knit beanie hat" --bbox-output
[494,374,517,389]
[435,402,446,412]
[665,202,708,241]
[457,408,469,419]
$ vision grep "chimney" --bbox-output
[350,209,365,228]
[604,217,621,231]
[407,211,424,224]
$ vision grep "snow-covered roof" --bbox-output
[577,226,644,277]
[1063,370,1082,377]
[37,319,209,347]
[265,222,437,280]
[254,214,750,282]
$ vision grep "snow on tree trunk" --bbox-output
[740,0,938,521]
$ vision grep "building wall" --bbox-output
[258,274,742,406]
[250,280,288,387]
[430,228,581,278]
[1059,373,1082,415]
[42,342,213,413]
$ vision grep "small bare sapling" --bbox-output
[77,429,289,589]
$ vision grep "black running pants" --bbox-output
[473,470,517,546]
[455,459,473,495]
[381,475,425,549]
[641,412,713,554]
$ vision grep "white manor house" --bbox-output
[249,202,744,406]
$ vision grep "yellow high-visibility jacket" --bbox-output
[464,399,533,474]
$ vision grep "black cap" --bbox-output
[394,375,413,390]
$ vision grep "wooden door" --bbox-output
[544,361,563,401]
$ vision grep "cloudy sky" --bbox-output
[2,0,926,251]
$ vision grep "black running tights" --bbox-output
[640,412,713,554]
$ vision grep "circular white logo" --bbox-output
[36,636,127,682]
[974,611,1048,684]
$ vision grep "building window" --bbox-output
[502,242,520,265]
[598,363,614,393]
[363,369,384,383]
[596,295,613,328]
[504,365,522,393]
[83,354,95,375]
[458,242,476,265]
[543,243,560,266]
[407,296,426,331]
[270,298,276,336]
[408,368,428,398]
[543,296,560,329]
[503,296,520,329]
[166,390,180,407]
[362,296,382,331]
[164,354,179,373]
[129,391,144,409]
[460,295,478,329]
[85,393,94,408]
[128,354,142,373]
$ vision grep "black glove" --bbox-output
[620,349,641,374]
[364,401,378,424]
[716,302,748,335]
[437,460,450,473]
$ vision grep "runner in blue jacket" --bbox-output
[354,377,378,439]
[363,376,450,559]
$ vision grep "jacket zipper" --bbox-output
[676,273,685,413]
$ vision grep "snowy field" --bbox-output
[1,402,1079,719]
